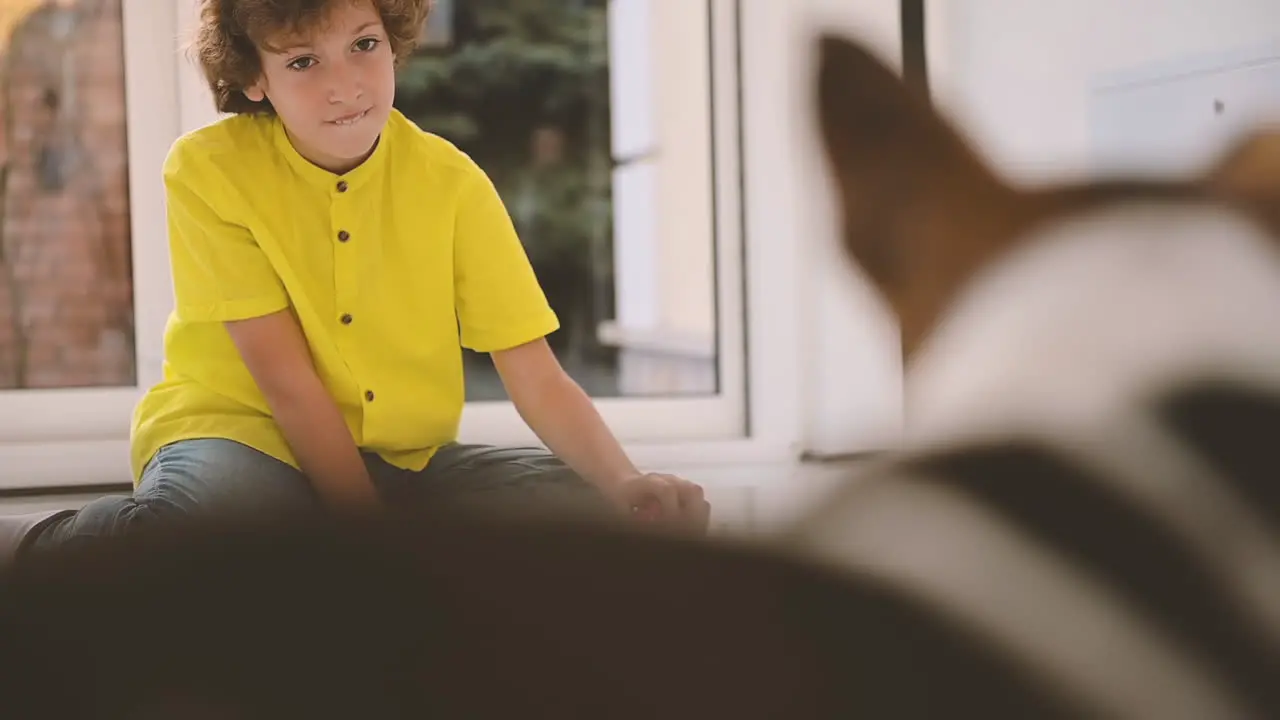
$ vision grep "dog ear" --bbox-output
[815,34,1012,353]
[1208,128,1280,230]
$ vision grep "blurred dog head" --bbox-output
[814,34,1280,358]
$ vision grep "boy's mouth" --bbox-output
[328,108,370,127]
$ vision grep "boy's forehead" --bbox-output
[252,0,379,52]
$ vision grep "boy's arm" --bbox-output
[226,310,379,513]
[448,171,635,489]
[492,338,709,531]
[491,338,639,493]
[452,159,708,529]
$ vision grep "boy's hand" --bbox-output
[612,473,711,534]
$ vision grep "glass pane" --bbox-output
[395,0,719,401]
[0,0,134,390]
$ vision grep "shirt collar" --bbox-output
[271,111,390,192]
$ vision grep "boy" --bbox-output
[3,0,708,562]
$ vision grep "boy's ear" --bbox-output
[814,34,1005,295]
[243,80,267,104]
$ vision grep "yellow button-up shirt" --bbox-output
[129,109,558,482]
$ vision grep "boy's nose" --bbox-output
[328,66,364,104]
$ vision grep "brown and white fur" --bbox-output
[787,34,1280,719]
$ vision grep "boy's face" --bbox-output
[245,0,395,174]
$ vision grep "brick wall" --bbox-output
[0,0,134,390]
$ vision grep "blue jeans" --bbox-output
[24,439,611,556]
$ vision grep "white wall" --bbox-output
[926,0,1280,185]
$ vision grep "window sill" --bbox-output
[596,321,718,397]
[0,439,134,491]
[596,320,715,359]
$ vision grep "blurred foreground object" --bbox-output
[789,32,1280,719]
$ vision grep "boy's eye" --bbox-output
[354,37,380,52]
[287,56,316,71]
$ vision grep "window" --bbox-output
[0,0,177,488]
[0,0,133,391]
[397,0,747,446]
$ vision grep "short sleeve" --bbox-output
[163,147,289,323]
[454,165,560,352]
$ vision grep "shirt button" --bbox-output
[340,313,353,325]
[337,230,350,243]
[336,180,348,193]
[364,390,375,402]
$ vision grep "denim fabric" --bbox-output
[26,439,610,555]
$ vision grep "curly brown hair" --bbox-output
[191,0,432,114]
